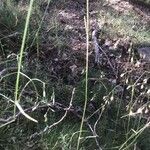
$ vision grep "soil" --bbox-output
[20,0,150,116]
[40,0,150,58]
[39,0,150,117]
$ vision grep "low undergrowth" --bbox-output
[0,0,150,150]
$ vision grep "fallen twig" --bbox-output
[92,28,117,77]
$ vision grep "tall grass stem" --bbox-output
[77,0,89,149]
[14,0,34,117]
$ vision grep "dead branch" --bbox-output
[92,28,117,77]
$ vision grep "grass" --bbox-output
[77,0,90,149]
[0,0,150,150]
[97,5,150,43]
[14,0,35,121]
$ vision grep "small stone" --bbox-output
[137,47,150,62]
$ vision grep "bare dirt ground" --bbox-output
[16,0,150,85]
[45,0,150,56]
[40,0,150,117]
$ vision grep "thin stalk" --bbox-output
[126,84,135,144]
[77,0,89,149]
[14,0,34,117]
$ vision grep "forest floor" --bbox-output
[0,0,150,149]
[34,0,150,86]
